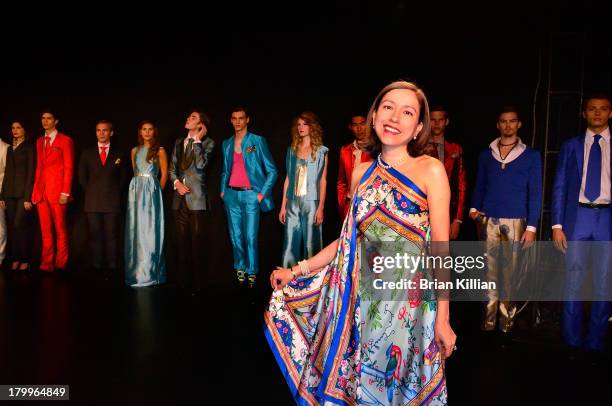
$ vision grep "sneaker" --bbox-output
[236,269,246,285]
[247,274,256,288]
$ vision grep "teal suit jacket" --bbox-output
[220,132,278,212]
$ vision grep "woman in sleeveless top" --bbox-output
[279,112,329,268]
[266,81,456,405]
[124,121,168,287]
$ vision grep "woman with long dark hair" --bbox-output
[0,121,35,271]
[124,121,168,286]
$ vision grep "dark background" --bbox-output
[0,3,611,404]
[0,3,610,285]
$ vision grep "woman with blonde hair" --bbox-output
[278,112,328,268]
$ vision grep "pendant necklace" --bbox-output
[498,140,518,170]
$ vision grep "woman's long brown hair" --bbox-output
[137,120,161,163]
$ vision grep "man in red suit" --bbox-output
[426,105,467,239]
[337,114,372,219]
[31,110,74,272]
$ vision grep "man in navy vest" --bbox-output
[552,93,612,354]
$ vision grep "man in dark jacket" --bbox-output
[78,120,128,281]
[169,110,215,293]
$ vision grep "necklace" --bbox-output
[377,153,409,169]
[499,140,518,147]
[497,139,519,169]
[13,138,24,148]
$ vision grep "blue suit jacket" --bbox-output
[551,132,612,238]
[220,132,278,212]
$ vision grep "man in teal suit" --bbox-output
[220,106,278,288]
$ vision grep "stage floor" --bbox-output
[0,270,609,405]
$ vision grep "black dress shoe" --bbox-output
[498,331,513,350]
[57,268,71,280]
[107,268,119,285]
[584,350,603,367]
[567,346,583,363]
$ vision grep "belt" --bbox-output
[136,173,152,177]
[228,185,252,191]
[579,202,611,209]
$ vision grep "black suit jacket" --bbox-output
[0,140,35,201]
[78,145,128,213]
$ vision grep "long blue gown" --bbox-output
[124,146,166,287]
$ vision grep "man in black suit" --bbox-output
[78,120,128,280]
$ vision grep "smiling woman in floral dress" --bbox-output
[266,81,456,405]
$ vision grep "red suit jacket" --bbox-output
[337,142,372,218]
[32,132,75,204]
[440,140,467,222]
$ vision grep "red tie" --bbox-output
[44,136,51,156]
[100,146,108,165]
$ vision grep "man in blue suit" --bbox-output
[169,110,215,293]
[220,107,278,288]
[552,93,612,354]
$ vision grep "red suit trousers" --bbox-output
[37,198,68,271]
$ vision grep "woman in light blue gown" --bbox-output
[278,111,328,268]
[124,121,168,286]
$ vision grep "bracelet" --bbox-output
[290,266,297,280]
[297,260,310,277]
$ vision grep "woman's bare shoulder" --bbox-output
[351,161,374,189]
[418,154,445,175]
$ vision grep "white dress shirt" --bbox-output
[183,132,202,151]
[579,128,610,204]
[44,129,58,145]
[98,142,110,155]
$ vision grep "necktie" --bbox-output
[100,146,108,165]
[184,138,194,162]
[429,142,440,160]
[185,137,194,154]
[44,136,51,156]
[585,134,602,202]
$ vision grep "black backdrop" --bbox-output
[0,4,610,286]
